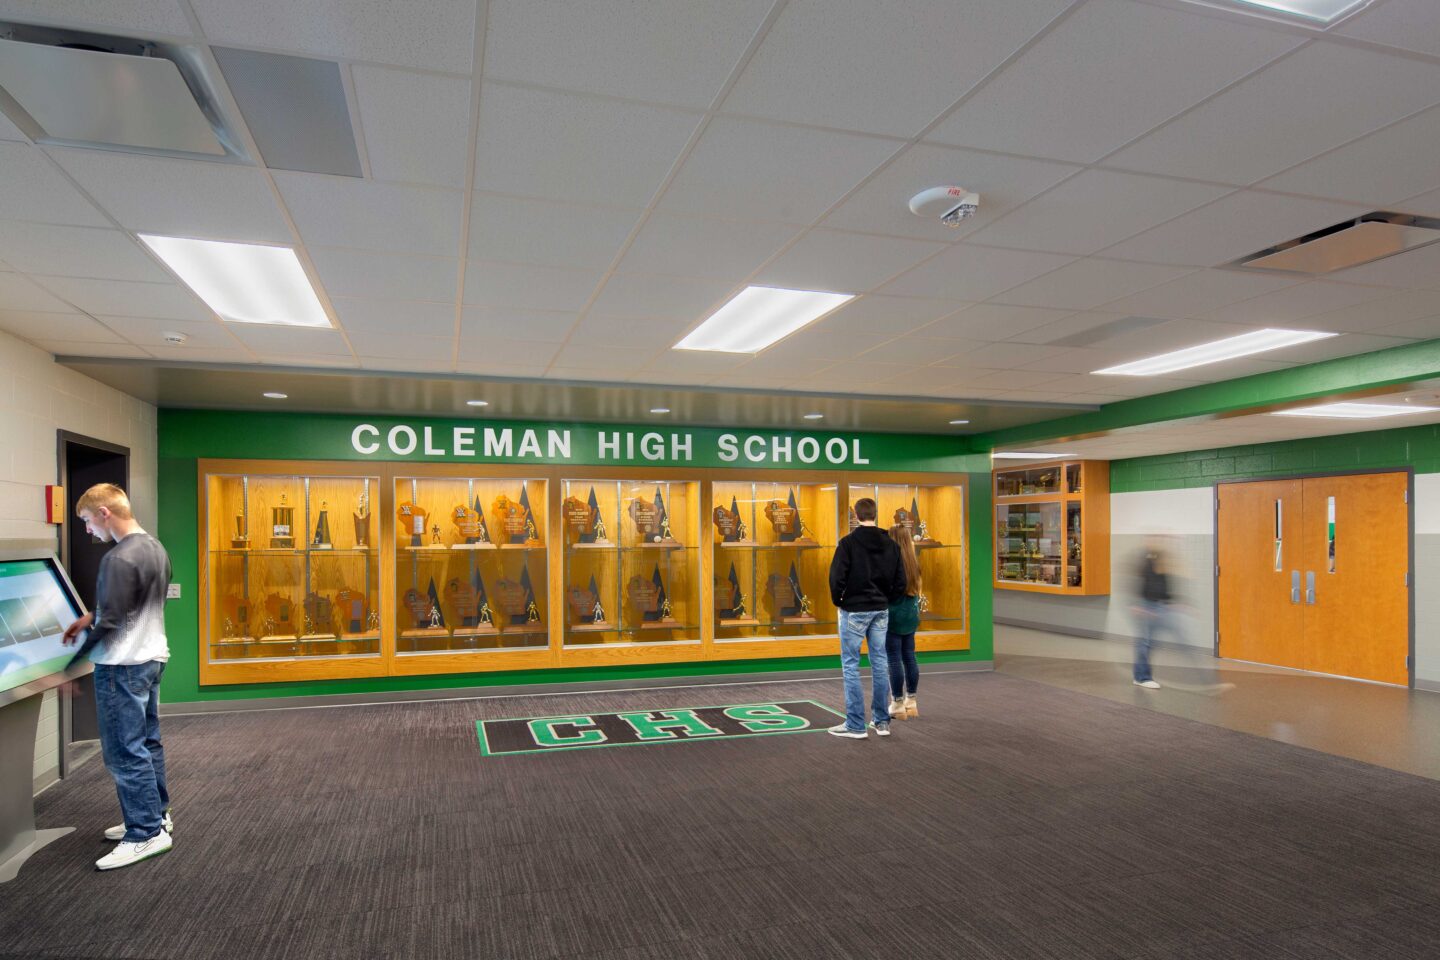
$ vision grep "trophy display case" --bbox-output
[203,471,380,665]
[847,482,967,633]
[561,479,699,646]
[393,476,548,653]
[711,481,838,641]
[993,459,1110,596]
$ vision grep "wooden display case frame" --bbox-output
[197,459,970,685]
[993,458,1110,596]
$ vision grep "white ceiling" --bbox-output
[1,0,1440,414]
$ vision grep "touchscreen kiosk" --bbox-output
[0,551,89,883]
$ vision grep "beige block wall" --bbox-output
[0,330,158,792]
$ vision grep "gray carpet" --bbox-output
[4,672,1440,959]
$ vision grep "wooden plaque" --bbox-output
[563,496,597,537]
[493,579,530,617]
[626,575,659,614]
[629,497,661,541]
[263,591,296,637]
[713,505,741,541]
[714,578,736,612]
[567,585,600,622]
[765,573,796,611]
[402,587,432,629]
[302,592,335,637]
[334,587,367,634]
[445,577,480,621]
[451,504,482,542]
[397,501,428,545]
[492,495,531,543]
[764,499,798,536]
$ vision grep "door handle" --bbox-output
[1305,571,1316,605]
[1290,570,1300,604]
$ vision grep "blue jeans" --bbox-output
[839,610,890,731]
[887,631,918,698]
[1134,600,1179,682]
[94,661,170,842]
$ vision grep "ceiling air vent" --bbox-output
[1230,212,1440,276]
[0,21,248,162]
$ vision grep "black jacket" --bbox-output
[829,525,907,612]
[1138,552,1171,603]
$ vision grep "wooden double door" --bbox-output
[1217,472,1409,685]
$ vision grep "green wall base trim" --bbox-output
[974,339,1440,451]
[1111,423,1440,492]
[159,654,993,713]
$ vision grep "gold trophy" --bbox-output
[270,493,295,549]
[231,513,250,550]
[311,500,333,550]
[353,492,371,548]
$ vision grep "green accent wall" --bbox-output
[157,409,993,703]
[974,339,1440,452]
[1111,422,1440,493]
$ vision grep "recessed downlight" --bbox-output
[803,413,824,420]
[949,419,970,425]
[263,391,287,399]
[649,407,671,414]
[466,399,489,407]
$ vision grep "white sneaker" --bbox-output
[870,722,891,737]
[888,699,906,719]
[1134,679,1161,689]
[104,809,173,842]
[827,722,867,739]
[96,830,171,871]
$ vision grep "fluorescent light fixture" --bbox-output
[1273,401,1439,419]
[649,407,670,414]
[1094,328,1336,377]
[803,413,824,420]
[262,392,287,399]
[139,234,330,327]
[674,285,854,354]
[466,399,489,407]
[993,452,1075,460]
[1223,0,1369,25]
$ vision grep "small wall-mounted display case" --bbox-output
[993,459,1109,595]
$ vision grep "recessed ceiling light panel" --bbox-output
[1273,402,1439,419]
[139,235,331,328]
[674,285,854,354]
[1094,329,1335,377]
[1185,0,1371,25]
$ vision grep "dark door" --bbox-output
[57,432,129,771]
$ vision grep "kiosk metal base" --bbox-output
[1,694,77,883]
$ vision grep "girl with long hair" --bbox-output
[886,524,922,719]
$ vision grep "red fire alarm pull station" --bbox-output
[45,485,65,525]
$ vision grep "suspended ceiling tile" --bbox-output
[1017,347,1119,374]
[351,65,471,189]
[357,356,456,373]
[657,116,900,224]
[962,341,1071,370]
[37,339,150,359]
[919,302,1073,341]
[1007,310,1133,347]
[567,315,689,347]
[1099,190,1369,268]
[309,248,457,302]
[822,143,1078,244]
[95,316,236,349]
[631,350,750,380]
[455,336,559,366]
[330,298,455,339]
[0,0,194,36]
[722,0,1072,138]
[33,277,212,321]
[1107,42,1440,186]
[1399,185,1440,217]
[49,148,290,242]
[994,259,1191,311]
[0,143,108,227]
[741,328,888,365]
[454,360,549,379]
[189,0,479,73]
[969,170,1231,256]
[467,195,640,269]
[347,332,451,361]
[617,214,801,281]
[855,337,968,366]
[0,272,78,313]
[960,369,1067,390]
[814,296,966,339]
[227,324,350,356]
[459,306,577,344]
[551,340,658,371]
[461,260,603,312]
[275,174,462,258]
[928,0,1300,164]
[753,229,944,294]
[0,110,23,141]
[810,358,913,384]
[1097,268,1301,320]
[0,222,167,281]
[482,0,771,109]
[1372,315,1440,340]
[1336,0,1440,58]
[0,309,124,343]
[1258,106,1440,207]
[1328,241,1440,289]
[474,84,700,208]
[878,244,1074,302]
[1204,280,1391,326]
[587,273,733,321]
[146,344,257,364]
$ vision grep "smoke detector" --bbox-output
[160,331,189,345]
[909,186,980,227]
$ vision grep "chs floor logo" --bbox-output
[476,701,843,756]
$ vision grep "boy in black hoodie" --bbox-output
[827,497,907,738]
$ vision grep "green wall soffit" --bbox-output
[973,339,1440,450]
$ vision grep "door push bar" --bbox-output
[1290,570,1300,604]
[1305,571,1316,605]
